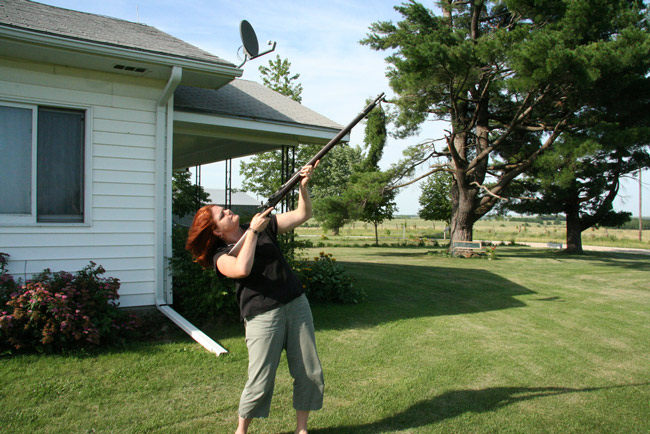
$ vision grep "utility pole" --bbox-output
[639,167,643,241]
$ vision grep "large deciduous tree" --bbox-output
[240,56,305,200]
[419,172,453,226]
[258,55,303,103]
[242,55,363,233]
[362,0,650,247]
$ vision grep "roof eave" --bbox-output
[172,110,348,169]
[175,109,346,143]
[0,24,243,88]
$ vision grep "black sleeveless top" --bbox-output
[213,215,303,320]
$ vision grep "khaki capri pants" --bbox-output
[239,294,324,419]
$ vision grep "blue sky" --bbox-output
[37,0,649,217]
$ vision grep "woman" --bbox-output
[186,164,323,434]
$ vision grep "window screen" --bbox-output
[37,107,85,222]
[0,105,32,214]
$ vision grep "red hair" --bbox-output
[185,205,224,268]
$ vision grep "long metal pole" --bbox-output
[228,93,385,256]
[261,92,385,210]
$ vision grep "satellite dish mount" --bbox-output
[238,20,277,68]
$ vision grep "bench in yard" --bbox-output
[451,241,483,250]
[547,242,563,249]
[450,241,484,257]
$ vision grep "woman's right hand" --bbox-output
[249,207,273,234]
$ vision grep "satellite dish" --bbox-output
[237,20,277,68]
[240,20,259,58]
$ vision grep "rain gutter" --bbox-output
[154,65,227,355]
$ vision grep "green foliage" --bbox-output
[172,170,209,218]
[360,104,387,171]
[327,103,397,245]
[419,172,453,224]
[240,148,290,199]
[346,171,397,245]
[240,55,306,203]
[362,0,650,241]
[311,145,364,232]
[242,143,364,236]
[0,252,19,308]
[169,226,238,323]
[616,217,650,230]
[0,259,139,353]
[314,145,365,197]
[170,166,236,323]
[259,55,303,103]
[313,195,356,235]
[295,251,365,304]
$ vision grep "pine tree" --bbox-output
[362,0,650,249]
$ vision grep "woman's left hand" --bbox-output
[300,161,319,187]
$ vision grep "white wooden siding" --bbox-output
[0,59,166,308]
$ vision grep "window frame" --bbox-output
[0,99,92,226]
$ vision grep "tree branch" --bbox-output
[388,166,451,190]
[477,115,569,210]
[466,85,552,175]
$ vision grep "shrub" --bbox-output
[0,260,139,353]
[0,252,20,308]
[485,246,497,260]
[170,229,365,322]
[296,251,365,304]
[169,226,238,324]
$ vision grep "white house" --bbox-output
[0,0,342,353]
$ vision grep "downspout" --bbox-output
[154,65,228,355]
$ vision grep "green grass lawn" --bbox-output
[2,246,649,433]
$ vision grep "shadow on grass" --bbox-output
[310,384,648,434]
[311,261,535,331]
[498,247,650,271]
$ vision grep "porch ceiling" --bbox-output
[172,80,345,169]
[172,112,340,169]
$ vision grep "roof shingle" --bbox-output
[175,79,342,130]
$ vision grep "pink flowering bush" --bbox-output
[0,257,139,353]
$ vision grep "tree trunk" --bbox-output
[450,181,476,243]
[565,202,584,254]
[451,208,474,242]
[449,181,478,257]
[374,222,379,246]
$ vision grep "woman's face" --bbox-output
[211,206,239,236]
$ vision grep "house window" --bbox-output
[0,103,85,223]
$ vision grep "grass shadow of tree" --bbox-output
[308,384,647,434]
[311,261,535,331]
[496,247,650,271]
